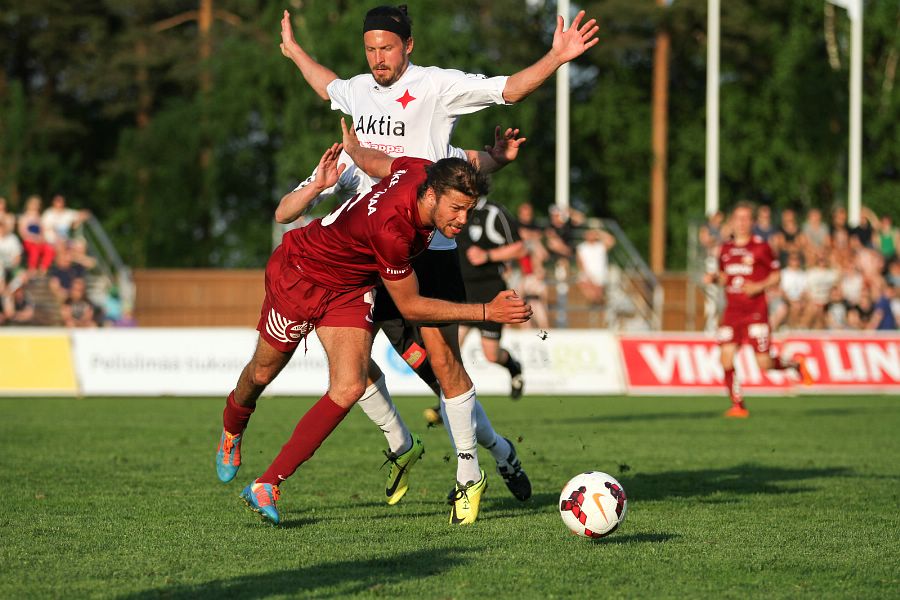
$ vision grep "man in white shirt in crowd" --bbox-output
[576,226,616,308]
[41,194,89,248]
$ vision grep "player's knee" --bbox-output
[329,381,367,407]
[250,364,279,387]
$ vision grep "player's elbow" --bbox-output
[274,205,293,224]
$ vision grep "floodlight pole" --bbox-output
[555,0,570,213]
[705,0,720,217]
[848,4,862,227]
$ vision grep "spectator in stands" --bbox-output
[873,213,898,261]
[18,195,55,275]
[0,197,16,232]
[48,246,87,302]
[838,255,864,305]
[831,206,850,250]
[886,259,900,289]
[851,234,884,286]
[699,211,726,249]
[802,208,830,259]
[576,226,615,307]
[771,208,807,265]
[804,250,839,329]
[852,207,877,248]
[60,278,97,328]
[0,219,23,286]
[825,286,851,330]
[41,194,89,248]
[869,279,897,331]
[69,238,97,270]
[772,252,808,330]
[753,205,776,242]
[850,286,877,330]
[1,284,35,326]
[515,203,550,329]
[545,205,574,260]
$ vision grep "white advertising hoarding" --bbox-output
[71,328,625,396]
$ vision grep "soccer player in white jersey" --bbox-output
[279,4,598,524]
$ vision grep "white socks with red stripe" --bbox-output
[356,374,412,455]
[440,386,482,484]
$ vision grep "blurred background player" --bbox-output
[278,4,597,511]
[455,192,526,400]
[705,203,813,418]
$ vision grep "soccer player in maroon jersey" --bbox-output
[705,203,813,418]
[219,136,531,525]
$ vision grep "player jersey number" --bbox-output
[321,194,362,227]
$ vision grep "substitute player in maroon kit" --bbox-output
[219,137,530,525]
[706,203,812,418]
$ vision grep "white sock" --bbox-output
[356,375,411,455]
[440,386,481,484]
[474,400,512,466]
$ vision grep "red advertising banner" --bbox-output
[620,333,900,394]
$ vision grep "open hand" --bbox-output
[314,143,346,191]
[551,10,600,64]
[485,126,527,166]
[280,10,300,58]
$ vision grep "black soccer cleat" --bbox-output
[497,437,531,501]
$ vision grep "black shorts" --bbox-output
[373,248,467,325]
[462,277,506,338]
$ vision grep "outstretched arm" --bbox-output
[280,10,339,101]
[275,143,346,223]
[341,118,395,179]
[465,126,527,174]
[383,274,532,324]
[502,10,599,103]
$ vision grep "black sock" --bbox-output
[498,350,521,377]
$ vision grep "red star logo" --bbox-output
[396,89,416,109]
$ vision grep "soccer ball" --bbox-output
[559,471,628,538]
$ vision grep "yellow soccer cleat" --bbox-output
[449,470,487,525]
[382,434,425,505]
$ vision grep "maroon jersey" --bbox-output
[718,236,779,321]
[282,157,436,293]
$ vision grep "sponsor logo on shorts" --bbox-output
[716,326,734,343]
[265,308,311,345]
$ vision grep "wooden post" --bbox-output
[650,1,671,274]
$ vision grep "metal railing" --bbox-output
[81,215,135,313]
[600,219,663,331]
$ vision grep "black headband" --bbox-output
[363,14,411,40]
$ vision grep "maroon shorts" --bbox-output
[716,313,771,354]
[257,245,376,353]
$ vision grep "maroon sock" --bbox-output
[223,391,255,435]
[724,368,742,406]
[257,394,350,485]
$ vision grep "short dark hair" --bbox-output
[732,201,755,216]
[418,158,489,202]
[363,5,412,41]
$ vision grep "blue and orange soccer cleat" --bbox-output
[216,429,242,483]
[240,480,281,525]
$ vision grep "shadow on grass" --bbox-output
[594,532,677,545]
[118,546,477,600]
[555,411,717,425]
[623,464,853,502]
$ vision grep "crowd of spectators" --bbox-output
[0,194,125,328]
[700,205,899,332]
[509,201,615,329]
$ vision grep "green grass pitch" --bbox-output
[2,394,898,598]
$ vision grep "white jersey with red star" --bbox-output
[326,63,508,250]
